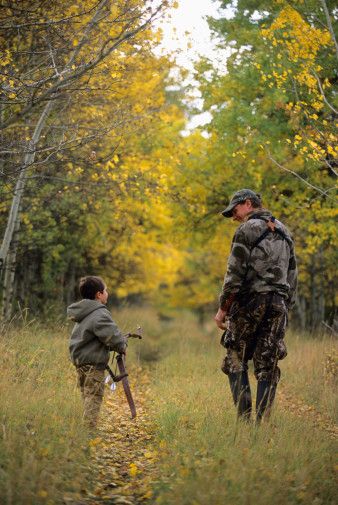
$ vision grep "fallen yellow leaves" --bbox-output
[278,386,338,439]
[88,437,102,448]
[129,463,139,477]
[64,365,158,504]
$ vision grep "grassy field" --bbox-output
[0,319,90,505]
[0,307,336,505]
[148,311,337,505]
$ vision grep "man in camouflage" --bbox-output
[215,189,297,422]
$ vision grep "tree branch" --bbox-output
[0,2,164,130]
[266,152,337,202]
[312,70,338,115]
[320,0,338,62]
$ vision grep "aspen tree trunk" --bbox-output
[295,296,306,331]
[309,256,316,331]
[1,224,19,320]
[66,267,76,306]
[308,252,325,332]
[320,0,338,61]
[0,100,54,273]
[317,246,326,329]
[0,0,110,274]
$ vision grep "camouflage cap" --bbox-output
[221,189,262,218]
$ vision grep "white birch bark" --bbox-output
[1,216,20,321]
[0,0,111,271]
[0,99,53,271]
[320,0,338,61]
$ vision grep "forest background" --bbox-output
[0,0,337,330]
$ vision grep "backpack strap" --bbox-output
[249,215,292,251]
[251,228,270,250]
[241,215,293,285]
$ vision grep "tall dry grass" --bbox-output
[0,305,175,505]
[148,310,337,505]
[282,332,337,420]
[0,320,90,505]
[1,307,336,505]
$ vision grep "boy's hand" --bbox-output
[108,341,127,354]
[120,340,128,354]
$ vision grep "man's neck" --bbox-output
[247,208,271,220]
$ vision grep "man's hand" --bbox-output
[214,308,227,330]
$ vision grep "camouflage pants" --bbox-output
[76,365,105,429]
[221,292,288,384]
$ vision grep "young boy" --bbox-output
[67,276,126,429]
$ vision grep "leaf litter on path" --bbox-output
[62,360,337,505]
[278,384,337,439]
[63,366,158,505]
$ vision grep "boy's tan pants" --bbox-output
[76,365,105,429]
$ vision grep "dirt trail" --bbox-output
[64,367,158,505]
[278,384,337,439]
[62,363,336,505]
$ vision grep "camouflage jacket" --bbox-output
[219,209,297,309]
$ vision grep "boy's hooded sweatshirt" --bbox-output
[67,299,126,368]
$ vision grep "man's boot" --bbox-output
[256,380,277,423]
[228,371,252,420]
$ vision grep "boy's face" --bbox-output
[95,285,108,304]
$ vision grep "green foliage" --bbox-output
[0,1,336,330]
[0,1,187,314]
[185,0,338,328]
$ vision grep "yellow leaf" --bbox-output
[89,437,102,447]
[144,451,154,459]
[129,462,139,477]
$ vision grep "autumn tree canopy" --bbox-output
[180,0,337,329]
[0,0,336,330]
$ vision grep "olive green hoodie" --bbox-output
[67,299,126,368]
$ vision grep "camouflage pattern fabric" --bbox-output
[220,292,288,384]
[219,209,297,309]
[76,365,105,429]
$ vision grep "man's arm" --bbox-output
[219,227,250,303]
[94,311,127,353]
[215,292,237,329]
[286,242,298,309]
[215,226,250,328]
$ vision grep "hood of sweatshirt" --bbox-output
[67,299,105,322]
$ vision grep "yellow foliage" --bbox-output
[260,6,336,166]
